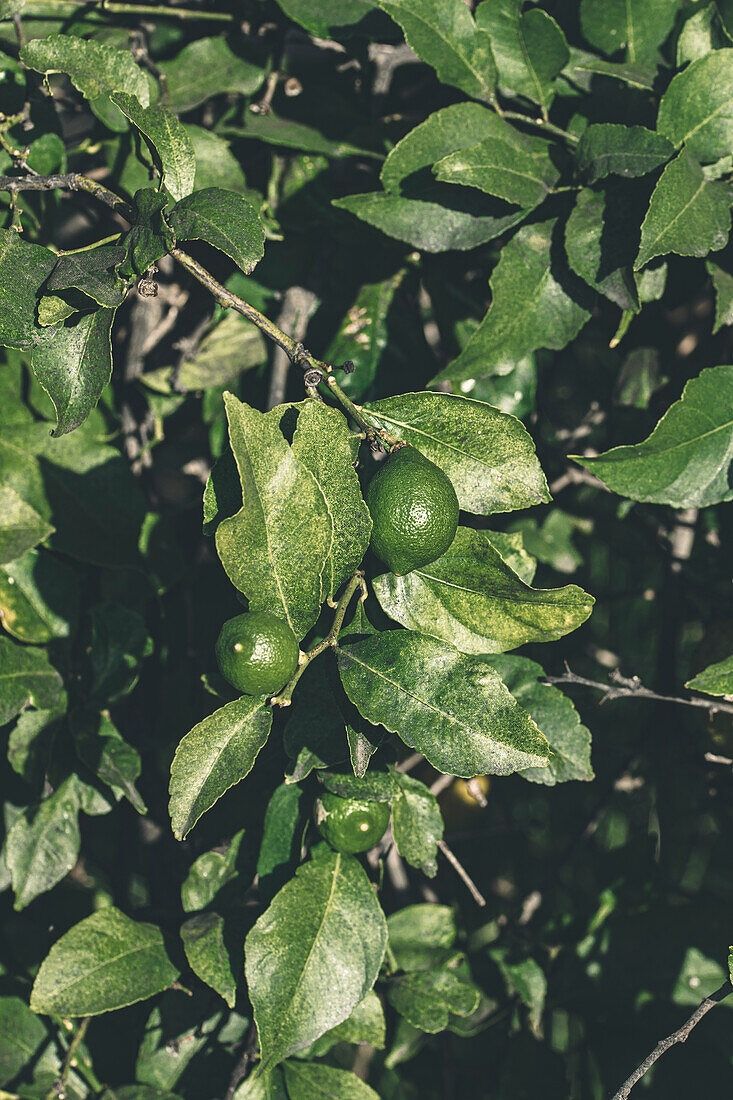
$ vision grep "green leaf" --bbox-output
[182,830,245,913]
[576,124,673,183]
[6,777,80,910]
[321,769,401,802]
[476,0,569,111]
[159,36,266,112]
[300,991,386,1058]
[186,125,247,194]
[373,527,593,654]
[111,92,195,203]
[245,848,387,1071]
[73,710,146,813]
[0,230,57,351]
[119,188,175,279]
[564,52,657,90]
[564,186,640,311]
[30,907,179,1016]
[333,191,526,254]
[579,0,681,62]
[575,364,733,506]
[0,996,48,1087]
[707,257,733,332]
[491,952,546,1031]
[378,0,496,103]
[340,102,529,252]
[0,485,53,564]
[31,307,116,436]
[180,913,236,1008]
[685,655,733,696]
[483,655,594,785]
[142,313,266,394]
[237,112,381,159]
[291,402,371,600]
[388,967,481,1033]
[635,151,731,269]
[235,1069,287,1100]
[432,220,591,385]
[337,631,550,776]
[657,49,733,163]
[275,0,377,38]
[169,695,273,840]
[167,188,265,275]
[20,34,149,104]
[0,637,64,725]
[364,391,550,514]
[392,774,443,877]
[0,549,78,644]
[677,4,726,66]
[387,904,456,972]
[47,246,128,308]
[7,708,60,786]
[283,1063,379,1099]
[256,784,305,893]
[215,394,331,638]
[325,271,405,400]
[433,119,558,208]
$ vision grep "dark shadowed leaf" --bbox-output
[565,186,640,311]
[47,247,128,308]
[160,36,266,112]
[579,0,681,61]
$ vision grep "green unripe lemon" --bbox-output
[215,611,299,696]
[366,446,459,575]
[315,792,391,854]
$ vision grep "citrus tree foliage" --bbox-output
[0,1,732,1098]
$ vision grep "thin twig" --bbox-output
[266,286,317,410]
[545,664,733,716]
[437,839,486,907]
[225,1023,259,1100]
[610,981,732,1099]
[705,752,733,766]
[46,1017,90,1100]
[0,172,132,218]
[270,573,367,707]
[396,752,424,773]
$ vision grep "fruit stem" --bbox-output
[270,572,367,707]
[322,375,401,449]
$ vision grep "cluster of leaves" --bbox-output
[0,0,732,1098]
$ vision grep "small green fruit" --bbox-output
[315,791,390,854]
[215,611,299,696]
[366,446,459,575]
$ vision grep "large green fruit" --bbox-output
[315,791,391,854]
[366,446,459,575]
[215,611,300,696]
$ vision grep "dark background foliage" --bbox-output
[0,1,732,1098]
